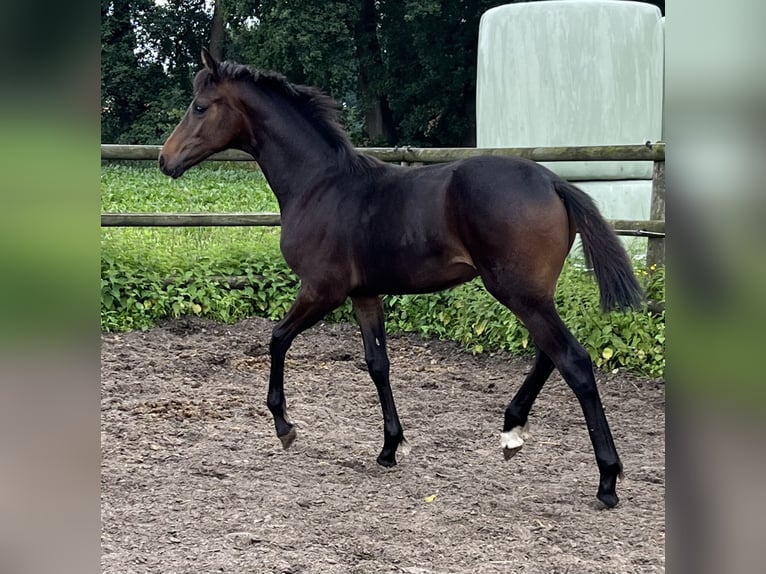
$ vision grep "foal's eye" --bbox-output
[193,104,208,114]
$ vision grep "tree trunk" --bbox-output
[355,0,397,145]
[362,96,397,146]
[209,0,225,60]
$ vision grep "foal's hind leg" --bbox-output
[352,296,406,467]
[517,302,623,507]
[486,281,623,507]
[501,347,555,459]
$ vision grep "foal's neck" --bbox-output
[240,86,355,212]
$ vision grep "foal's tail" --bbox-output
[554,180,644,312]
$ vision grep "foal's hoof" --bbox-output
[597,491,620,509]
[596,462,624,508]
[502,445,523,460]
[500,425,529,460]
[376,445,400,468]
[376,452,398,468]
[377,456,397,468]
[376,435,406,468]
[278,426,297,450]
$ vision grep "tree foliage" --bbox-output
[226,1,366,141]
[379,0,500,146]
[101,0,211,144]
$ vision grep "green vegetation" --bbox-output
[101,163,665,377]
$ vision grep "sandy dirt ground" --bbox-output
[101,316,665,573]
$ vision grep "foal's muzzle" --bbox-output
[158,154,184,179]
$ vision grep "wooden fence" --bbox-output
[101,143,665,266]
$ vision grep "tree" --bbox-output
[225,0,511,147]
[354,0,397,145]
[102,0,666,146]
[378,0,513,147]
[138,0,211,97]
[227,2,358,98]
[101,0,159,143]
[102,0,532,146]
[101,0,212,144]
[227,1,365,141]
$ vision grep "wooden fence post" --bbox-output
[647,160,665,269]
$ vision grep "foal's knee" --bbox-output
[366,354,390,381]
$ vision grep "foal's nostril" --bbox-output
[158,154,166,169]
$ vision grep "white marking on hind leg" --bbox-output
[398,438,411,457]
[500,422,530,450]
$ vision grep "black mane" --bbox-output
[197,61,377,172]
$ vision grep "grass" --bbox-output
[101,162,281,271]
[101,161,278,212]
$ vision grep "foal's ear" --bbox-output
[201,48,219,79]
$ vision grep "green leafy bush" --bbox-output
[101,248,300,332]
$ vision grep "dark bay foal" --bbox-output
[159,49,644,508]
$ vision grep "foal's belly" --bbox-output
[353,253,479,296]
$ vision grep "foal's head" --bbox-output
[161,49,372,179]
[159,49,254,178]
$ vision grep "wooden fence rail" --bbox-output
[101,143,664,163]
[101,143,665,266]
[99,212,664,237]
[101,212,283,227]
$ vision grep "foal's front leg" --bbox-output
[352,296,406,467]
[267,286,341,449]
